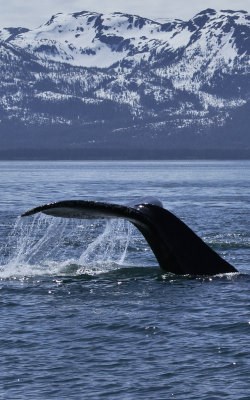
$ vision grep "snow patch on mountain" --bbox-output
[0,27,29,42]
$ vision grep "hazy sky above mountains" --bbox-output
[1,0,249,28]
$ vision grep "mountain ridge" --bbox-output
[0,9,249,158]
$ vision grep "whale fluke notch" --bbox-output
[22,198,238,276]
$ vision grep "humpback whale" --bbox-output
[22,198,237,276]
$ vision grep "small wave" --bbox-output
[204,232,250,250]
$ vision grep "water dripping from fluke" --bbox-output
[0,214,133,279]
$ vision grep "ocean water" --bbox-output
[0,160,249,400]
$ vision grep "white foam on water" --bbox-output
[0,214,132,279]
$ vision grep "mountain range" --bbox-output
[0,8,249,158]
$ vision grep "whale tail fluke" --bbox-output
[22,198,237,275]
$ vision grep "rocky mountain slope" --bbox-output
[0,9,249,157]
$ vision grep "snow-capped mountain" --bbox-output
[0,9,249,157]
[10,9,249,71]
[11,11,168,68]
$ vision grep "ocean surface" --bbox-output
[0,160,249,400]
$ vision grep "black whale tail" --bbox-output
[22,198,237,275]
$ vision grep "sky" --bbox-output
[0,0,249,28]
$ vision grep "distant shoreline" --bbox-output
[0,149,249,161]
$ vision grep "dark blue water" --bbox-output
[0,161,249,400]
